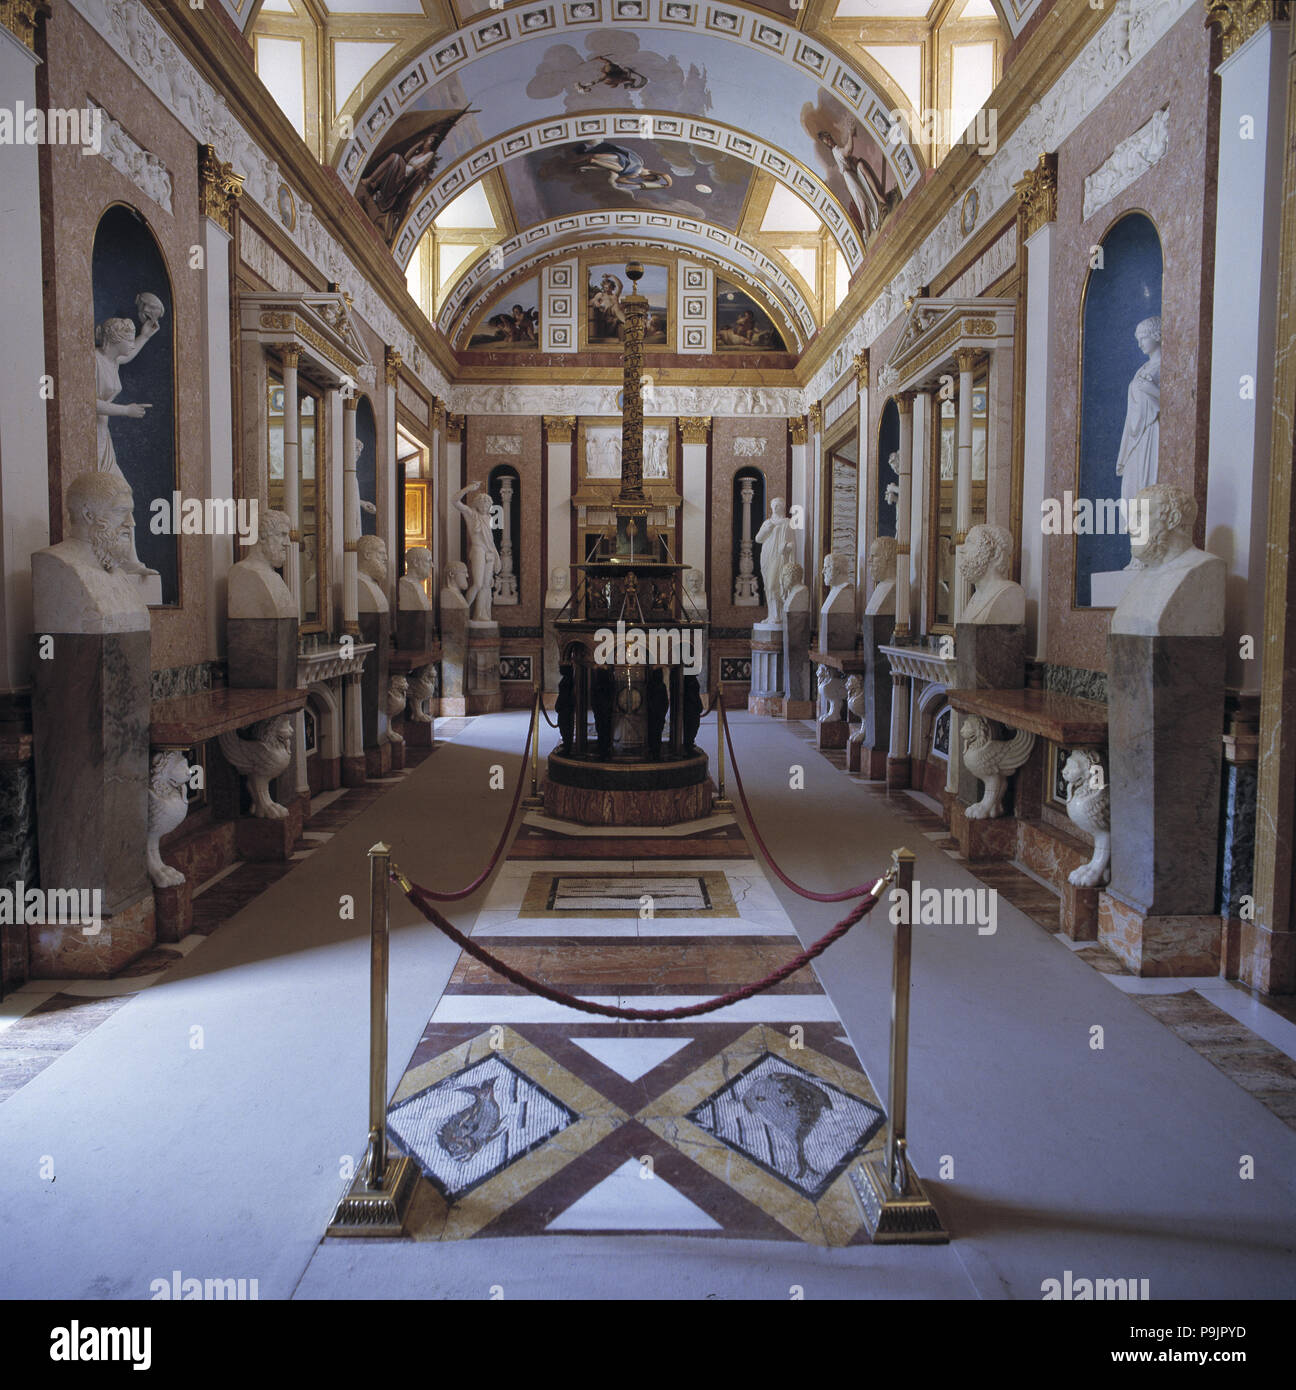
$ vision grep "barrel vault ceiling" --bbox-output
[238,0,1022,354]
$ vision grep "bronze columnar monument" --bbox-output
[545,262,711,825]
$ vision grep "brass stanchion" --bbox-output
[712,691,733,812]
[852,846,949,1243]
[327,842,417,1237]
[521,683,544,809]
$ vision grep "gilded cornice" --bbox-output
[1205,0,1290,58]
[1014,152,1058,240]
[0,0,50,52]
[198,144,244,234]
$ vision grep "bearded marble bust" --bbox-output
[32,472,150,634]
[357,535,390,613]
[961,524,1025,625]
[864,536,897,616]
[229,508,295,619]
[1111,484,1224,637]
[399,546,434,611]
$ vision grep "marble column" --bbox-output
[808,402,824,593]
[854,351,871,629]
[342,671,366,786]
[342,396,360,637]
[493,475,519,604]
[953,349,977,622]
[280,346,302,614]
[680,417,710,575]
[1016,154,1057,661]
[894,394,915,639]
[198,147,243,656]
[545,415,575,585]
[441,404,459,575]
[789,418,808,574]
[887,671,911,788]
[384,348,401,569]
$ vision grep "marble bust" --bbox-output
[357,535,389,614]
[961,524,1026,625]
[818,551,855,650]
[545,565,571,608]
[864,536,897,616]
[399,546,434,611]
[32,471,150,634]
[441,559,469,611]
[228,508,295,619]
[1110,484,1224,637]
[780,560,808,614]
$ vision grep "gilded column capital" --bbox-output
[808,401,823,429]
[1014,151,1058,240]
[198,144,244,235]
[678,415,711,444]
[0,0,50,52]
[896,391,916,416]
[954,348,980,375]
[1206,0,1290,57]
[788,418,808,446]
[544,414,576,443]
[384,346,402,387]
[854,349,869,386]
[432,399,448,431]
[279,344,302,369]
[446,413,464,441]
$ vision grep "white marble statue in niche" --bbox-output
[400,546,434,610]
[1110,484,1225,637]
[357,535,390,613]
[228,508,295,619]
[32,472,150,635]
[754,498,795,625]
[961,524,1026,625]
[95,302,165,580]
[453,482,501,624]
[146,750,190,888]
[864,536,897,616]
[1115,317,1161,535]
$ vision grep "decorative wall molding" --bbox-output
[677,262,714,355]
[1082,107,1170,221]
[452,383,802,418]
[92,100,174,215]
[733,437,768,456]
[486,434,523,454]
[943,228,1017,300]
[541,259,579,354]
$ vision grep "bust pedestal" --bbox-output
[748,620,784,716]
[1100,633,1225,976]
[440,596,468,716]
[358,590,392,778]
[954,622,1025,809]
[396,606,436,653]
[852,613,894,777]
[467,621,502,714]
[781,586,813,719]
[818,583,856,653]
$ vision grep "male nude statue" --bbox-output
[452,481,501,623]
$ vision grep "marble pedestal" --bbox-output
[397,608,436,653]
[748,622,784,716]
[1101,632,1226,975]
[950,800,1017,862]
[467,623,502,714]
[235,791,306,862]
[441,606,468,716]
[154,878,193,943]
[955,623,1025,806]
[228,616,298,690]
[782,607,813,719]
[32,631,154,974]
[818,589,855,653]
[358,611,391,754]
[855,613,894,778]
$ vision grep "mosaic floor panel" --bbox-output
[365,812,891,1246]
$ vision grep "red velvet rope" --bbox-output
[395,875,884,1020]
[717,693,882,903]
[411,699,538,901]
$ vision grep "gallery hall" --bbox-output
[1,0,1296,1323]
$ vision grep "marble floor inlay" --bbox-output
[357,811,895,1246]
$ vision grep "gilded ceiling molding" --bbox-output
[1205,0,1290,58]
[1014,152,1058,240]
[679,417,712,445]
[198,144,244,234]
[384,346,403,387]
[544,415,576,443]
[0,0,51,52]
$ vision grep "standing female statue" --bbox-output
[1116,316,1161,566]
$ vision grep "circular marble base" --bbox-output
[543,751,710,825]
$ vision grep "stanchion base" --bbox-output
[851,1157,949,1244]
[326,1155,418,1238]
[712,796,734,812]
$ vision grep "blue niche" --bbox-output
[1075,212,1163,607]
[876,397,899,538]
[355,395,378,536]
[92,204,178,604]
